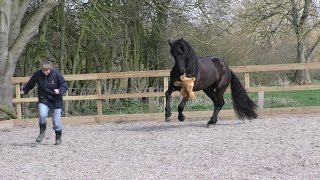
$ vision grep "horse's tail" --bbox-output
[230,70,258,119]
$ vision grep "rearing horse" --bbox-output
[165,38,258,127]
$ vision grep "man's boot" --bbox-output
[36,123,46,143]
[55,130,62,145]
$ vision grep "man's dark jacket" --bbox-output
[23,69,68,109]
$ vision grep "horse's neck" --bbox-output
[185,56,199,77]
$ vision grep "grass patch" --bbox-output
[264,90,320,107]
[171,89,320,111]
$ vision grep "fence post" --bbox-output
[15,83,22,119]
[258,89,264,113]
[65,90,69,116]
[96,80,102,116]
[163,77,168,112]
[244,73,250,89]
[148,87,155,113]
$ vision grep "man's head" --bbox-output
[41,60,53,76]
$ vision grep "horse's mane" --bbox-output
[172,38,199,77]
[174,38,196,59]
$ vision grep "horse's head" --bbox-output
[168,38,193,75]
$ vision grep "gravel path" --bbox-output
[1,114,320,179]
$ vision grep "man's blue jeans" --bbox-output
[38,103,63,131]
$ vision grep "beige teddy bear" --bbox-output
[174,73,196,100]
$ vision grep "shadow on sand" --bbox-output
[11,142,53,147]
[119,119,248,132]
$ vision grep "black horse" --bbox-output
[165,38,258,126]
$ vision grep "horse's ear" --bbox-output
[168,40,172,47]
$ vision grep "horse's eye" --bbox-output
[177,47,183,54]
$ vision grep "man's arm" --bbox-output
[56,73,68,95]
[21,72,37,95]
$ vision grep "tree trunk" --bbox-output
[69,24,85,90]
[0,0,58,119]
[0,0,15,119]
[58,0,66,74]
[35,15,49,63]
[0,68,16,119]
[294,69,311,84]
[146,0,171,89]
[291,0,312,85]
[294,37,311,84]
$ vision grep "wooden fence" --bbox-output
[11,63,320,126]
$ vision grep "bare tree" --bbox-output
[0,0,58,119]
[239,0,320,84]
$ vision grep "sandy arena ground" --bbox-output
[0,114,320,179]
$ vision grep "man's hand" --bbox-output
[20,90,25,95]
[54,89,60,94]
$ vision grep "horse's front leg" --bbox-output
[178,97,188,121]
[165,87,174,122]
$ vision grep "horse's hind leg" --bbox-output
[204,88,225,127]
[178,97,188,121]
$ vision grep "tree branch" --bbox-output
[290,0,299,29]
[307,35,320,62]
[0,105,17,119]
[299,0,312,26]
[9,0,58,65]
[9,0,31,48]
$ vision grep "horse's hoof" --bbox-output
[165,117,171,122]
[178,114,185,122]
[210,118,218,125]
[206,123,215,128]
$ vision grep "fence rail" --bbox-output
[12,63,320,124]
